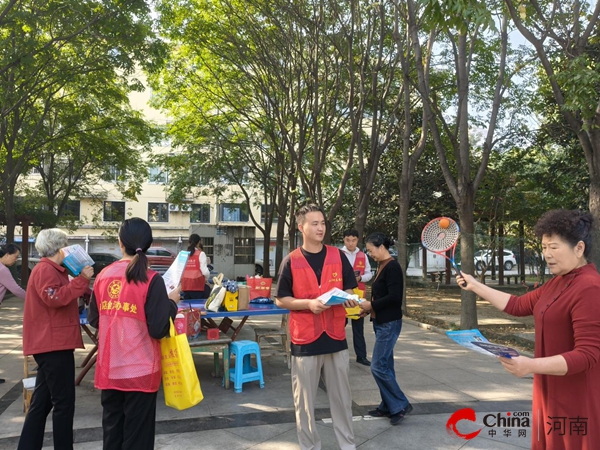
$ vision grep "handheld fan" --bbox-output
[421,217,462,276]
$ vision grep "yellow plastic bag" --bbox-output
[345,305,362,320]
[346,288,364,319]
[161,319,204,410]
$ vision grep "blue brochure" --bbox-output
[471,342,520,358]
[446,329,520,358]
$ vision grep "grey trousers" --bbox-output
[291,350,356,450]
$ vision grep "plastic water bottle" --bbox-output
[174,313,186,335]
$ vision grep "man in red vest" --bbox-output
[341,229,373,366]
[276,204,359,450]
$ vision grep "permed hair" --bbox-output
[295,203,325,225]
[534,209,593,258]
[35,229,69,257]
[365,232,395,250]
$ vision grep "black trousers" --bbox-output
[101,389,158,450]
[18,350,76,450]
[351,316,367,359]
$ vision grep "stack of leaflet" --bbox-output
[317,287,361,305]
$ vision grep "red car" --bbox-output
[146,247,176,273]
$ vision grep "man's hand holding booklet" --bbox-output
[317,287,361,306]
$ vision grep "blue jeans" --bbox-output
[371,320,409,415]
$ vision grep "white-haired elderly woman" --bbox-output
[18,229,94,450]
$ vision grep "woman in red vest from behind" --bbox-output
[181,233,211,299]
[88,218,180,449]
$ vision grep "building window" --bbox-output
[220,203,248,222]
[104,201,125,222]
[63,200,80,220]
[234,238,255,264]
[200,237,214,264]
[148,202,169,222]
[102,166,125,183]
[191,204,211,223]
[261,204,278,223]
[148,166,168,184]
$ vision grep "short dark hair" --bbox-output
[534,209,593,258]
[0,243,21,258]
[295,203,325,225]
[343,229,359,238]
[365,232,395,250]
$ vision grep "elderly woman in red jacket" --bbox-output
[18,229,93,450]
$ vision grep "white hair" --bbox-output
[35,229,69,257]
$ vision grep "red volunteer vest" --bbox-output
[94,260,162,392]
[353,251,367,292]
[289,246,347,345]
[181,251,206,292]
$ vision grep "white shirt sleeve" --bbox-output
[361,252,373,283]
[199,252,211,278]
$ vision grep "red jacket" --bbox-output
[289,246,346,345]
[22,258,90,355]
[505,263,600,450]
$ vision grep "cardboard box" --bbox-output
[180,308,202,338]
[237,285,250,310]
[207,328,220,340]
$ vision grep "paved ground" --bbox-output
[0,293,536,449]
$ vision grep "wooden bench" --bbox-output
[429,272,444,283]
[504,275,520,284]
[188,333,232,389]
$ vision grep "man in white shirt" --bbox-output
[341,229,373,366]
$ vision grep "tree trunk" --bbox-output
[589,175,600,268]
[458,196,478,330]
[2,185,16,242]
[397,180,410,313]
[498,222,504,285]
[519,220,525,282]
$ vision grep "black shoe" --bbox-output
[0,379,5,384]
[368,408,391,418]
[390,403,413,425]
[356,357,371,366]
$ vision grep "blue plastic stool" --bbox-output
[225,340,265,393]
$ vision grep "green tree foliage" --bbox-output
[503,0,600,266]
[0,0,163,238]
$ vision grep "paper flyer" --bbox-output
[471,342,520,358]
[162,251,190,294]
[61,245,95,276]
[446,329,520,358]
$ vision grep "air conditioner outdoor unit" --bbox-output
[168,204,179,212]
[180,204,191,212]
